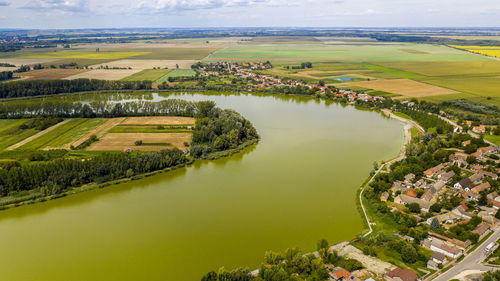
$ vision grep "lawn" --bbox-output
[207,43,491,62]
[122,69,172,81]
[15,50,150,60]
[156,69,196,82]
[484,135,500,146]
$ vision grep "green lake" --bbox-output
[0,93,403,281]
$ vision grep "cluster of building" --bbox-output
[325,265,419,281]
[381,142,499,270]
[196,62,386,103]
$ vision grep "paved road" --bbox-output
[432,112,496,147]
[432,226,500,281]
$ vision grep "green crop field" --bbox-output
[156,69,196,82]
[0,119,39,151]
[15,50,150,60]
[122,69,172,81]
[375,61,500,76]
[207,43,491,62]
[420,76,500,107]
[19,118,106,150]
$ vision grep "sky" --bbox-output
[0,0,499,29]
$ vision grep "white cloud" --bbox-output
[20,0,88,13]
[342,9,382,16]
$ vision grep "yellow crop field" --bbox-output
[450,45,500,59]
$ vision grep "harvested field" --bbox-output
[90,59,196,70]
[88,133,191,151]
[122,117,195,125]
[64,69,141,80]
[101,48,219,60]
[343,78,458,98]
[0,67,17,72]
[16,69,89,80]
[15,50,151,60]
[0,58,62,66]
[71,118,126,147]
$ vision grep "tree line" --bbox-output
[0,149,187,196]
[0,79,152,99]
[0,99,217,119]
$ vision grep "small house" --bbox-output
[380,191,389,202]
[386,268,418,281]
[472,126,486,133]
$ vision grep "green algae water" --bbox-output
[0,93,403,281]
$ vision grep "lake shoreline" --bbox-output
[0,135,260,212]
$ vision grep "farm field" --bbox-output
[91,59,196,70]
[88,132,191,151]
[64,69,141,80]
[14,50,151,60]
[450,45,500,59]
[420,76,500,107]
[0,119,40,152]
[341,78,459,98]
[17,119,90,150]
[42,118,109,150]
[207,43,491,62]
[0,58,62,66]
[121,117,195,125]
[121,69,172,81]
[71,118,126,148]
[16,68,89,80]
[375,61,500,76]
[156,69,196,82]
[101,47,219,60]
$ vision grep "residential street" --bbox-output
[432,226,500,281]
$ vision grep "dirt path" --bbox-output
[71,118,126,148]
[6,120,71,151]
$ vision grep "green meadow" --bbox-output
[156,69,196,82]
[122,69,172,81]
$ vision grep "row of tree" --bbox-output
[0,79,152,99]
[0,99,217,119]
[0,148,187,196]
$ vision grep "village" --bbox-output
[192,61,500,281]
[192,61,386,103]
